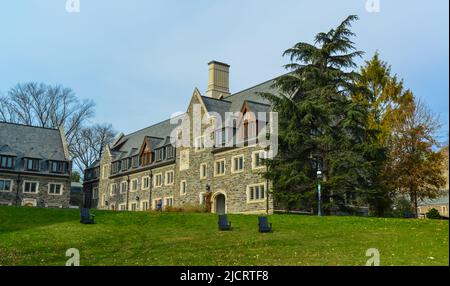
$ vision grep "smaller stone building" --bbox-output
[0,122,72,208]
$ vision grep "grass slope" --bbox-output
[0,206,448,266]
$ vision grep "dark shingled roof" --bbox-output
[0,122,68,161]
[108,76,281,159]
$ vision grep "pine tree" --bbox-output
[263,15,382,214]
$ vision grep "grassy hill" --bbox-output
[0,206,448,266]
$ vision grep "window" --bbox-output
[50,161,65,173]
[232,155,244,173]
[26,159,39,171]
[92,188,99,199]
[180,180,187,196]
[142,176,150,190]
[214,159,226,176]
[166,146,175,159]
[119,204,126,211]
[120,181,128,193]
[165,197,173,207]
[111,161,120,174]
[247,183,266,203]
[155,148,165,161]
[132,156,139,168]
[130,202,137,211]
[0,156,14,169]
[252,151,267,169]
[0,179,12,192]
[154,173,162,187]
[195,136,206,151]
[48,183,63,195]
[142,201,149,211]
[121,159,130,171]
[110,183,118,196]
[131,179,138,191]
[165,171,174,185]
[23,181,38,194]
[200,163,207,179]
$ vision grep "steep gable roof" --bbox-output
[0,122,68,161]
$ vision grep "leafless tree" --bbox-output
[70,123,116,172]
[1,82,95,147]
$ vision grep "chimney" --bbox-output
[206,61,230,99]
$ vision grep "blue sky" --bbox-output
[0,0,448,141]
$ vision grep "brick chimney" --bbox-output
[206,61,230,99]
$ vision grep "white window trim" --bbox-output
[48,182,64,196]
[246,182,267,204]
[214,158,226,177]
[154,173,163,188]
[180,180,187,196]
[120,181,128,194]
[130,179,139,192]
[141,176,150,190]
[141,200,149,211]
[23,180,39,194]
[119,203,127,211]
[164,196,174,208]
[231,154,245,174]
[110,183,117,196]
[252,150,267,170]
[129,201,138,211]
[200,163,207,180]
[0,178,13,192]
[165,171,175,186]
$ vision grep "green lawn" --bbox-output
[0,206,448,266]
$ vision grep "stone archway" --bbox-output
[212,192,227,214]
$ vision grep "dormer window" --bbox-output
[155,148,165,162]
[50,161,65,173]
[26,158,40,171]
[0,156,14,169]
[132,156,139,168]
[166,146,175,159]
[121,159,130,170]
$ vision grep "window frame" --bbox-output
[0,179,13,192]
[246,182,267,204]
[180,180,187,196]
[23,180,39,194]
[231,154,245,174]
[165,170,174,186]
[214,159,226,177]
[200,163,207,179]
[48,183,63,196]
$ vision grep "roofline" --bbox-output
[200,96,232,103]
[121,118,173,138]
[0,121,60,131]
[244,99,271,107]
[223,72,287,100]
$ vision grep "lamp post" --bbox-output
[126,175,130,211]
[15,174,21,206]
[317,170,322,216]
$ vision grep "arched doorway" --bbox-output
[215,193,226,214]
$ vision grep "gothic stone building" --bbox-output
[84,61,278,214]
[0,122,71,208]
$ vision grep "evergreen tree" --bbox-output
[263,15,383,214]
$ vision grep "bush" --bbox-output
[164,203,208,213]
[426,208,441,219]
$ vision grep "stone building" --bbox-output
[84,61,278,214]
[0,122,71,208]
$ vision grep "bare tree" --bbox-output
[70,123,116,172]
[1,82,95,148]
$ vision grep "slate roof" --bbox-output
[108,76,281,160]
[418,192,449,206]
[0,122,68,161]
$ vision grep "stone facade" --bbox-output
[0,123,72,208]
[84,61,276,214]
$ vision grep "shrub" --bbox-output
[164,203,207,213]
[426,208,441,219]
